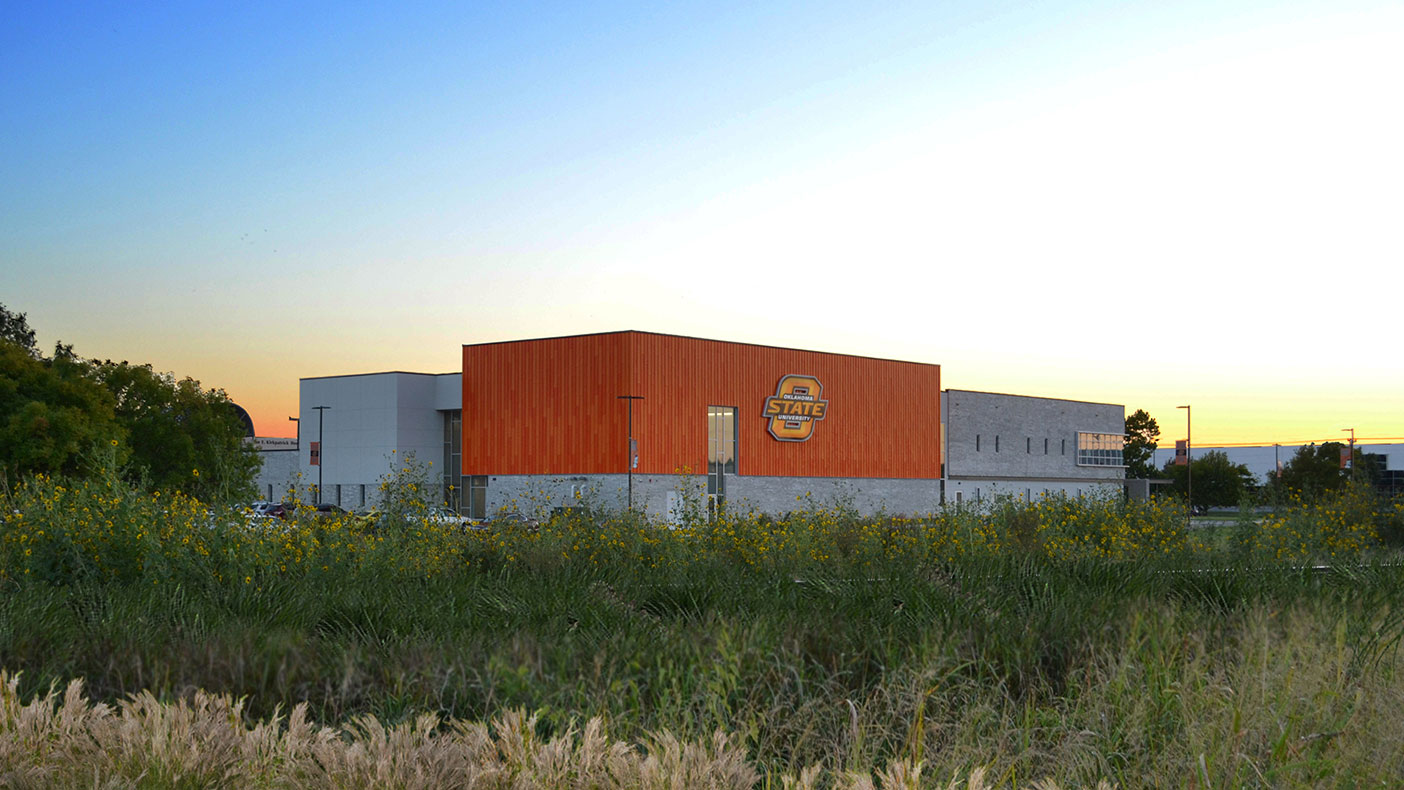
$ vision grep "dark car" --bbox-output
[248,501,287,519]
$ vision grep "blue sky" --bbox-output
[3,1,1402,441]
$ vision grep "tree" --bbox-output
[0,304,38,356]
[1123,409,1160,479]
[92,360,259,502]
[1268,442,1365,499]
[0,339,125,484]
[0,302,258,502]
[1160,450,1254,508]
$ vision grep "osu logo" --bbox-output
[763,374,828,442]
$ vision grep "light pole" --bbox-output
[1177,405,1191,525]
[617,395,644,510]
[288,416,299,446]
[1342,427,1356,482]
[313,406,330,505]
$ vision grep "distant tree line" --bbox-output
[0,303,257,502]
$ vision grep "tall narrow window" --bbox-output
[1026,437,1031,453]
[443,410,463,510]
[707,406,737,515]
[1044,438,1049,454]
[995,435,1000,452]
[976,434,981,451]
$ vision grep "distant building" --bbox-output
[1151,443,1404,495]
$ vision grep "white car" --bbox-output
[425,506,474,528]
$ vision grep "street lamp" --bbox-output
[312,406,330,505]
[617,395,644,510]
[288,416,299,446]
[1177,405,1191,526]
[1342,427,1356,482]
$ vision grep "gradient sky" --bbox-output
[4,1,1401,445]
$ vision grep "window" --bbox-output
[1026,437,1031,453]
[976,434,981,451]
[1076,432,1126,467]
[707,406,737,514]
[443,410,463,510]
[995,435,1000,452]
[1044,438,1049,454]
[467,476,488,520]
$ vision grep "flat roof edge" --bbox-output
[461,330,940,368]
[944,388,1124,408]
[301,371,460,382]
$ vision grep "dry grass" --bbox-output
[0,670,758,789]
[0,671,1120,790]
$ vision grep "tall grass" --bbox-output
[3,470,1403,785]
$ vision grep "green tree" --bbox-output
[1123,409,1160,479]
[0,339,125,484]
[92,360,259,502]
[1267,442,1365,499]
[1160,450,1254,508]
[0,304,38,356]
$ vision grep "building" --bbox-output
[255,331,1127,517]
[942,389,1126,505]
[1152,442,1404,495]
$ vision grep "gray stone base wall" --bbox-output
[943,478,1123,507]
[726,476,942,516]
[483,473,943,520]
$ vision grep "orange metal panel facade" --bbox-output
[462,332,940,479]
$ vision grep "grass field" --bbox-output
[3,469,1403,787]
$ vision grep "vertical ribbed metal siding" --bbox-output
[630,333,940,479]
[463,332,940,479]
[461,333,628,475]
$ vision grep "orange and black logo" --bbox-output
[763,374,828,442]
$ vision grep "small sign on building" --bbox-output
[310,441,321,466]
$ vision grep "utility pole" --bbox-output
[1177,405,1191,526]
[313,406,330,505]
[617,395,644,510]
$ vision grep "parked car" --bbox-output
[487,510,541,532]
[425,506,474,528]
[248,501,286,518]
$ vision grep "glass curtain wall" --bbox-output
[1076,431,1126,467]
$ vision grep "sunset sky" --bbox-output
[4,1,1401,446]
